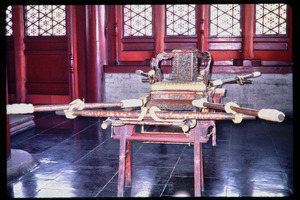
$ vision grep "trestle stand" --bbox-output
[115,125,135,197]
[114,120,214,197]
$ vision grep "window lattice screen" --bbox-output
[25,5,66,36]
[255,4,287,36]
[166,4,196,36]
[209,4,241,37]
[6,6,13,36]
[123,5,152,37]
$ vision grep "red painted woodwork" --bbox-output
[242,4,254,59]
[153,5,165,56]
[75,6,88,100]
[198,5,207,51]
[25,53,68,82]
[6,38,16,95]
[85,5,106,103]
[67,5,79,100]
[116,5,153,61]
[110,4,292,70]
[122,38,154,51]
[6,5,293,106]
[6,6,72,105]
[165,38,197,51]
[105,5,117,64]
[26,94,70,105]
[12,6,26,103]
[113,120,215,197]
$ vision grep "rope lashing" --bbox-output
[236,75,245,85]
[64,99,85,119]
[224,102,243,124]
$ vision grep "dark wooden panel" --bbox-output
[25,53,69,83]
[8,83,16,94]
[121,38,154,51]
[253,42,288,51]
[26,83,69,95]
[122,42,154,51]
[165,43,197,51]
[208,42,241,51]
[26,94,70,104]
[24,38,68,51]
[164,37,197,51]
[7,50,16,94]
[23,37,69,96]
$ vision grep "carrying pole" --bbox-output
[192,100,285,123]
[6,99,143,115]
[55,109,256,121]
[210,72,261,86]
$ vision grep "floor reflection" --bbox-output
[7,113,293,197]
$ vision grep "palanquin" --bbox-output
[7,48,285,197]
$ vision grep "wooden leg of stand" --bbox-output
[194,142,202,197]
[117,129,126,197]
[212,124,216,146]
[125,140,132,187]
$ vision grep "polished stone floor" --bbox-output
[7,112,293,197]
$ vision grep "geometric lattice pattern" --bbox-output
[5,5,13,36]
[255,4,287,35]
[166,4,196,36]
[123,5,152,37]
[25,5,66,36]
[209,4,241,37]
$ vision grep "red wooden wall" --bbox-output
[6,5,293,105]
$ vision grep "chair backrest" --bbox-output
[150,48,211,84]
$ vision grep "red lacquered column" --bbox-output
[12,5,26,103]
[242,4,254,60]
[85,5,106,103]
[153,5,165,56]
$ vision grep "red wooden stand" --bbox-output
[113,120,215,197]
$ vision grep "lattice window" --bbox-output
[5,6,13,36]
[255,4,287,36]
[166,4,196,36]
[123,5,152,37]
[209,4,241,37]
[25,5,66,36]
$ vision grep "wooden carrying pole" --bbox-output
[55,109,256,121]
[6,99,143,115]
[210,72,261,86]
[192,100,285,123]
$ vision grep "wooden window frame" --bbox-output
[208,4,242,38]
[113,4,292,66]
[116,5,154,62]
[254,4,289,38]
[23,5,67,38]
